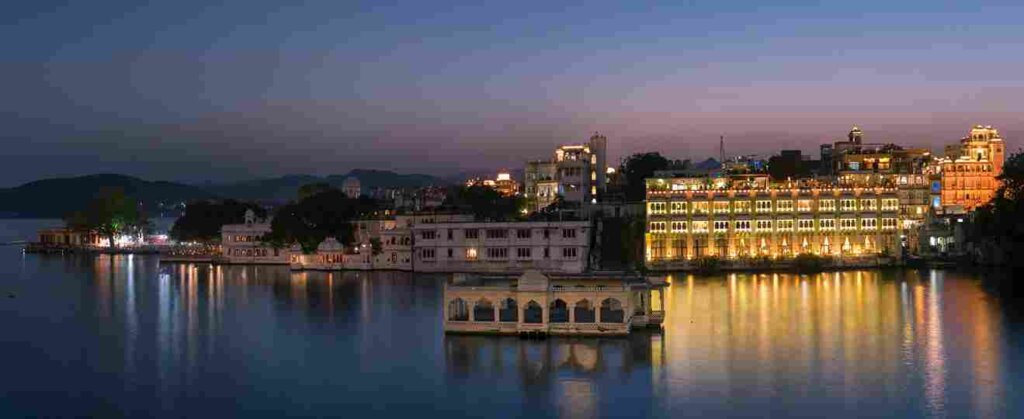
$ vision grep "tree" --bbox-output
[298,182,333,201]
[170,200,265,243]
[65,188,148,248]
[369,237,383,256]
[621,152,670,201]
[262,188,379,253]
[443,185,524,221]
[967,151,1024,268]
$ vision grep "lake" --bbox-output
[1,220,1021,417]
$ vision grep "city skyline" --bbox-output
[4,1,1023,186]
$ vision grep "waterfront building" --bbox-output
[644,174,902,270]
[342,177,361,199]
[35,228,105,248]
[524,133,608,212]
[412,220,591,274]
[443,270,665,336]
[938,125,1005,211]
[218,210,288,264]
[290,212,474,271]
[825,126,936,250]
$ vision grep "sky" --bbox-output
[3,0,1023,186]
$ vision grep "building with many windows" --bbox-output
[939,125,1005,211]
[219,210,289,264]
[411,220,591,273]
[524,133,608,212]
[644,175,902,270]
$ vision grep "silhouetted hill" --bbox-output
[206,170,451,202]
[0,174,216,218]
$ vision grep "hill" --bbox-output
[0,174,216,218]
[206,169,451,202]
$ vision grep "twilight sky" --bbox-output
[3,1,1023,186]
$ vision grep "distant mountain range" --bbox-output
[0,170,454,218]
[0,174,216,218]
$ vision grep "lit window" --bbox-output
[819,219,835,231]
[861,218,877,230]
[670,221,687,233]
[819,199,836,212]
[776,200,793,212]
[840,199,857,212]
[734,220,751,232]
[755,200,772,213]
[648,202,667,214]
[691,221,709,233]
[860,199,877,211]
[649,222,667,233]
[733,200,751,213]
[713,201,730,214]
[840,218,857,230]
[797,200,812,212]
[692,202,709,214]
[777,219,794,231]
[670,202,687,214]
[756,220,773,232]
[714,221,729,233]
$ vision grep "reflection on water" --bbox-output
[1,248,1019,418]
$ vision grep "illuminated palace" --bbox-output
[938,125,1005,211]
[644,174,902,270]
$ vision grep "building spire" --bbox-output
[719,135,725,163]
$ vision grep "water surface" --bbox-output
[1,220,1021,417]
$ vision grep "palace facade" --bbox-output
[939,125,1005,211]
[645,175,902,270]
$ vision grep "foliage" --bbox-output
[793,253,829,272]
[693,256,721,273]
[64,187,148,248]
[751,255,773,268]
[262,188,379,254]
[298,182,334,201]
[621,152,670,201]
[369,237,383,256]
[967,151,1024,267]
[443,185,524,221]
[169,200,265,243]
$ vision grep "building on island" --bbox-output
[644,174,902,270]
[411,220,591,274]
[938,125,1005,212]
[218,210,288,264]
[443,270,665,336]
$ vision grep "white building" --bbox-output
[524,133,609,212]
[411,220,592,274]
[219,210,289,264]
[342,177,361,199]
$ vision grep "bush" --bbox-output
[793,253,830,272]
[694,256,721,273]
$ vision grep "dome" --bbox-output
[317,237,345,252]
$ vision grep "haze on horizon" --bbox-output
[3,1,1023,187]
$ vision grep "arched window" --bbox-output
[549,299,569,323]
[499,298,518,322]
[473,298,495,322]
[600,298,625,323]
[448,298,468,321]
[574,299,595,323]
[524,301,543,324]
